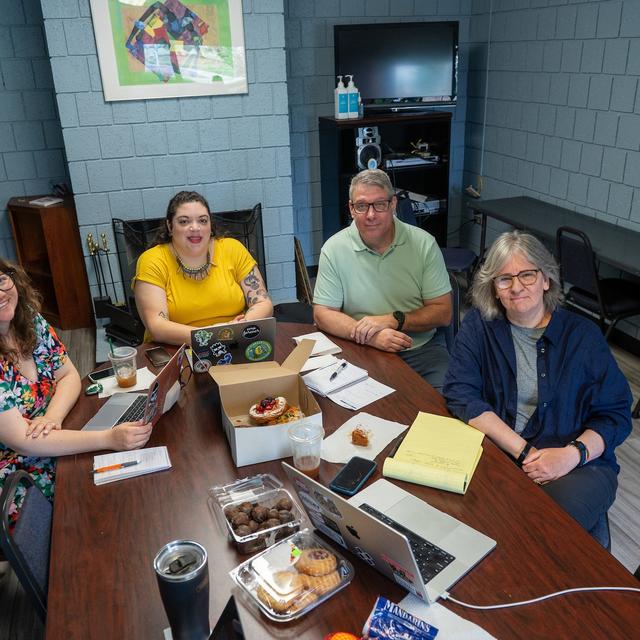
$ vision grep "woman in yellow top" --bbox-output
[134,191,273,344]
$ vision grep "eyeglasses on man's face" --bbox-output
[493,269,541,290]
[0,271,16,292]
[350,199,392,215]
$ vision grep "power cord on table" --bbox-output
[441,585,640,610]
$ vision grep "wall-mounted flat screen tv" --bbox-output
[334,21,458,113]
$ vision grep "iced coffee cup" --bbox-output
[108,346,138,388]
[288,423,324,478]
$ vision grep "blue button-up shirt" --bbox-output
[443,307,632,472]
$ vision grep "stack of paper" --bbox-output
[382,412,484,494]
[302,360,368,396]
[293,331,342,356]
[93,446,172,485]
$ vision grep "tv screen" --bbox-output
[334,22,458,112]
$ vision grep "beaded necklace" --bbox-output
[172,245,211,280]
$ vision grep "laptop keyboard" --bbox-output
[115,395,147,425]
[359,503,455,583]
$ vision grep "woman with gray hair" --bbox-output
[443,231,631,547]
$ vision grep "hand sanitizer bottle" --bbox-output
[346,75,360,119]
[335,76,348,120]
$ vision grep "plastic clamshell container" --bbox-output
[209,473,303,555]
[229,528,354,622]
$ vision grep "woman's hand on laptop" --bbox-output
[111,420,153,450]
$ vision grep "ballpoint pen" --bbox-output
[329,361,348,381]
[93,460,140,474]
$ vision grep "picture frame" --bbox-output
[89,0,248,101]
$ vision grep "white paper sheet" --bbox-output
[293,331,342,356]
[321,412,408,463]
[300,354,340,373]
[399,594,497,640]
[97,367,156,398]
[302,360,368,396]
[328,377,395,410]
[93,446,172,485]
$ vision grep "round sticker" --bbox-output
[193,358,212,373]
[245,340,272,361]
[242,324,261,339]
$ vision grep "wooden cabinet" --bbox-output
[7,197,93,329]
[319,112,451,246]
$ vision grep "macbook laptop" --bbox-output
[189,317,276,373]
[282,461,496,603]
[82,345,186,431]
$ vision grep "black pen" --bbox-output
[388,430,409,459]
[329,361,347,381]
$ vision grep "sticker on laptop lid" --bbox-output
[242,324,261,339]
[246,340,272,361]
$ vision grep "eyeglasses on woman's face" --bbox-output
[350,199,392,215]
[493,269,541,290]
[0,271,16,292]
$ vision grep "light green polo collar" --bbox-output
[348,217,408,256]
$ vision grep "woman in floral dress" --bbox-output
[0,258,152,525]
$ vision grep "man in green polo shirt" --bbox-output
[313,169,452,390]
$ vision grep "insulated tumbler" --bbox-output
[154,540,210,640]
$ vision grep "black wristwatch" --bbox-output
[568,440,589,467]
[393,310,405,332]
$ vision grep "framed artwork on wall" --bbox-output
[89,0,248,101]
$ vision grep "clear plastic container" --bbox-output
[209,474,303,555]
[230,529,354,622]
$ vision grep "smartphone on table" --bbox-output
[145,346,172,368]
[88,367,115,383]
[329,456,377,497]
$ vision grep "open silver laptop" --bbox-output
[82,345,186,431]
[282,462,496,603]
[190,317,276,373]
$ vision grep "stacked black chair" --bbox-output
[0,470,52,621]
[556,227,640,420]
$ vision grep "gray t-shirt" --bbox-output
[510,324,545,434]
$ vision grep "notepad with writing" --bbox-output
[293,331,342,356]
[302,360,368,396]
[382,412,484,494]
[93,446,171,485]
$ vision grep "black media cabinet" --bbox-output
[318,111,452,245]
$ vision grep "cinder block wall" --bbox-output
[284,0,471,265]
[0,0,69,259]
[464,0,640,338]
[40,0,296,305]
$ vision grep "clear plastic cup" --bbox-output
[108,346,138,388]
[288,423,324,479]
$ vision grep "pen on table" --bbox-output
[329,361,348,381]
[388,430,409,459]
[93,460,140,474]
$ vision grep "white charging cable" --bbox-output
[441,585,640,610]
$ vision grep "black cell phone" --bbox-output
[145,346,171,367]
[88,367,115,382]
[329,456,377,497]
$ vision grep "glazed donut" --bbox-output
[249,396,287,424]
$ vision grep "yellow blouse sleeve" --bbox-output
[133,245,170,290]
[226,239,257,283]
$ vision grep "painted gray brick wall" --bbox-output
[0,0,69,259]
[464,0,640,339]
[284,0,471,265]
[40,0,295,306]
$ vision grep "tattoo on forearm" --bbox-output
[158,310,168,319]
[243,268,270,307]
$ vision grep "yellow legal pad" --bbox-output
[382,412,484,494]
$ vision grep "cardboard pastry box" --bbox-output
[209,340,322,467]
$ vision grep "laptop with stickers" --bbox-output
[282,461,496,603]
[189,317,276,373]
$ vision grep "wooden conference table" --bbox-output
[46,323,638,640]
[469,196,640,276]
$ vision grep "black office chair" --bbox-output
[556,227,640,340]
[273,302,314,324]
[0,470,52,622]
[442,247,477,288]
[438,272,461,354]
